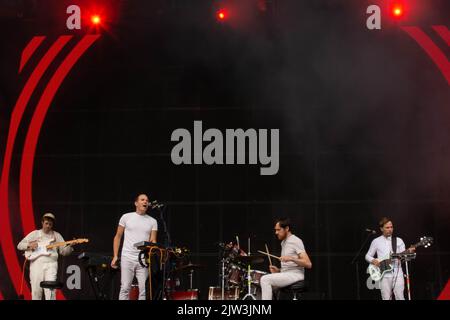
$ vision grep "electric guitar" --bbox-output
[367,236,433,281]
[25,238,89,261]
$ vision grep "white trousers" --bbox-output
[260,272,304,300]
[380,273,405,300]
[30,259,58,300]
[119,257,148,300]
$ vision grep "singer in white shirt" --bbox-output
[111,194,158,300]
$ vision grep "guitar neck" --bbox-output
[409,243,422,250]
[46,240,77,249]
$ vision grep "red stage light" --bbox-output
[393,6,403,17]
[217,9,227,21]
[389,1,405,19]
[91,15,101,25]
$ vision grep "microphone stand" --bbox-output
[350,231,374,300]
[156,204,170,300]
[158,205,171,247]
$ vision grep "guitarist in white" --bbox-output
[17,213,73,300]
[365,217,415,300]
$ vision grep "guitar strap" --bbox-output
[392,236,397,254]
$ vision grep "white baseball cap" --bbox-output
[42,213,56,221]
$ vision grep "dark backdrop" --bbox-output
[0,0,449,299]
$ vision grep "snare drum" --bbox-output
[250,270,267,285]
[208,287,240,300]
[170,289,199,300]
[227,264,243,285]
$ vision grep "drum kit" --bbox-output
[136,238,269,300]
[214,237,267,300]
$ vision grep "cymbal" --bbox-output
[173,263,204,273]
[234,255,264,265]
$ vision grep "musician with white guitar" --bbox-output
[365,217,415,300]
[17,213,74,300]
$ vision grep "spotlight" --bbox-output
[389,1,405,19]
[393,7,403,17]
[217,9,227,21]
[90,14,101,25]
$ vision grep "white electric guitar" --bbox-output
[25,238,89,261]
[367,236,433,281]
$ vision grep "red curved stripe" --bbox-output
[401,26,450,86]
[19,36,46,74]
[0,36,72,299]
[19,35,99,300]
[438,279,450,300]
[20,34,99,237]
[432,25,450,47]
[0,290,3,300]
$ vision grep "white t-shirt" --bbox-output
[281,234,306,277]
[119,212,158,261]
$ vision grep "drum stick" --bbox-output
[265,244,272,266]
[258,250,281,261]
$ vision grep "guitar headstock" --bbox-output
[414,236,433,249]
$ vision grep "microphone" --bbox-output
[149,200,164,209]
[365,228,377,234]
